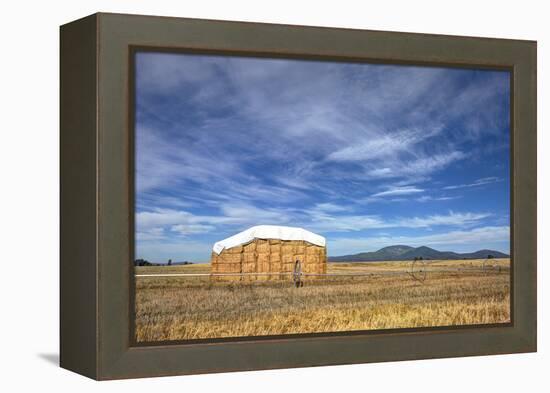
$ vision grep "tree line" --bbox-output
[134,258,193,266]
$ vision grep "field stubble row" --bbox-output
[135,259,511,342]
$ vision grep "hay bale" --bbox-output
[211,238,327,282]
[305,245,319,255]
[242,262,256,273]
[281,262,294,272]
[256,241,270,253]
[210,252,219,264]
[218,253,242,264]
[257,253,269,264]
[225,245,243,254]
[282,254,294,264]
[304,255,320,264]
[215,262,241,273]
[281,244,295,254]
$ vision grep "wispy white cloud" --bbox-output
[136,227,165,241]
[391,211,490,228]
[171,224,215,236]
[312,202,353,213]
[136,126,308,207]
[371,186,424,198]
[138,202,490,239]
[308,210,489,233]
[219,203,293,225]
[308,214,387,232]
[416,195,460,202]
[327,127,442,162]
[136,203,295,238]
[443,177,502,190]
[364,151,466,181]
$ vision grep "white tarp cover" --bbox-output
[212,225,326,255]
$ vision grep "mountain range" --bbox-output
[328,245,509,262]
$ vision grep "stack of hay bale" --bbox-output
[210,225,327,282]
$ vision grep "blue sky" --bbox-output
[135,52,510,263]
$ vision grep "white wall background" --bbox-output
[0,0,546,391]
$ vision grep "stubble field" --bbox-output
[134,259,510,342]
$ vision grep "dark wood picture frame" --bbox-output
[60,12,537,380]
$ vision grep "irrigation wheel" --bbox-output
[409,259,427,283]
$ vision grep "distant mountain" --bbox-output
[377,245,415,257]
[330,245,414,262]
[329,245,509,262]
[399,246,461,261]
[458,249,510,259]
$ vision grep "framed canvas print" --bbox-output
[60,13,537,380]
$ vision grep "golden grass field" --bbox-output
[134,259,510,342]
